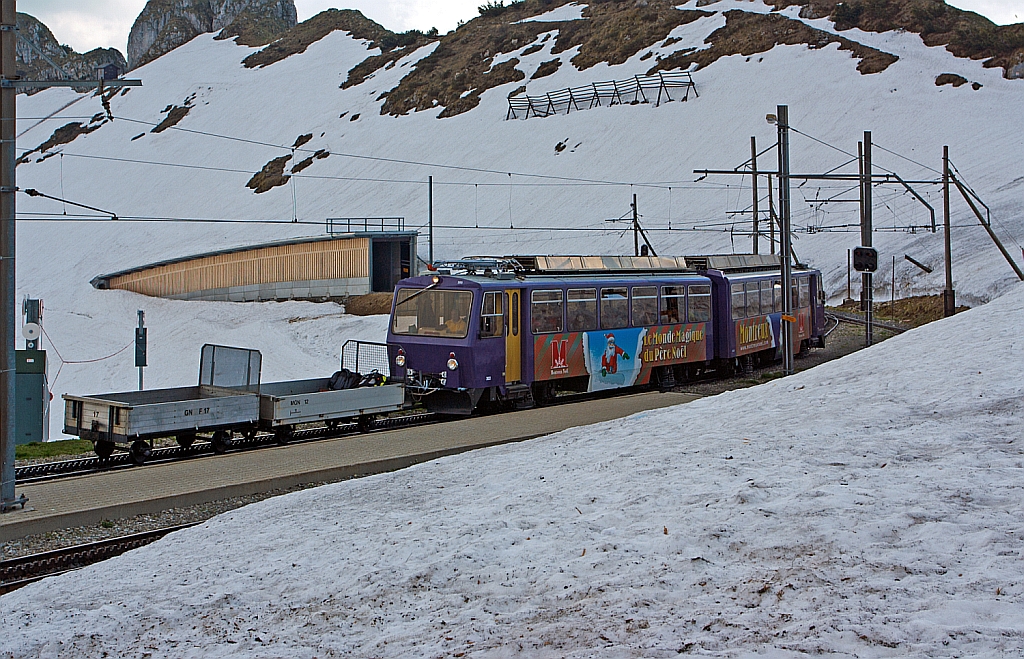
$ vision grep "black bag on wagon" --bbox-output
[328,368,361,390]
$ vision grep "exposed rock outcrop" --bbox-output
[15,13,126,92]
[127,0,297,69]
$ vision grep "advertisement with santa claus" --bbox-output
[582,328,647,391]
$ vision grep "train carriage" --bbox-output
[687,255,827,371]
[386,254,827,415]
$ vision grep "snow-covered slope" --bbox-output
[13,0,1024,437]
[2,282,1022,656]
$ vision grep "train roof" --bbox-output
[428,254,810,280]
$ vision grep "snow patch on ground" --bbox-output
[516,2,588,23]
[2,278,1022,655]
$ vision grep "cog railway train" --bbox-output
[388,253,826,414]
[64,253,826,462]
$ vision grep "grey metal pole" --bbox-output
[942,146,955,317]
[632,193,639,257]
[776,105,794,376]
[1,0,19,510]
[767,173,775,254]
[891,255,896,322]
[137,310,145,391]
[750,136,759,254]
[863,131,873,346]
[847,248,851,302]
[428,175,433,264]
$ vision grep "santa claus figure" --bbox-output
[601,333,630,376]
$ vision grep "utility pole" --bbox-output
[767,173,775,254]
[428,175,433,264]
[632,193,639,257]
[1,0,20,511]
[942,145,954,317]
[774,105,794,376]
[750,136,759,254]
[861,131,873,346]
[1,0,140,511]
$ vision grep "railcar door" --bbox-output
[504,288,522,383]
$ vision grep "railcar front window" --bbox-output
[687,285,711,322]
[660,286,684,324]
[567,288,597,331]
[479,291,504,338]
[600,288,629,329]
[632,286,658,327]
[799,279,810,308]
[392,288,474,338]
[531,290,564,334]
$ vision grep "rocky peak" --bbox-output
[15,13,127,92]
[127,0,297,70]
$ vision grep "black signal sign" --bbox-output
[853,246,878,273]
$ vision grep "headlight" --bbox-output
[395,349,406,367]
[447,352,458,371]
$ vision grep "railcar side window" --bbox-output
[773,280,783,312]
[567,288,597,331]
[745,282,760,318]
[660,286,684,324]
[687,285,711,322]
[392,288,473,338]
[631,286,658,327]
[511,292,519,335]
[600,287,629,329]
[760,281,773,315]
[731,283,745,320]
[531,290,564,334]
[791,279,799,311]
[479,291,504,338]
[799,279,810,308]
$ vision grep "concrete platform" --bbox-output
[1,391,699,541]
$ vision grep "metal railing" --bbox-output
[327,217,406,234]
[341,340,391,377]
[507,71,697,120]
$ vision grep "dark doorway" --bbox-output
[371,238,412,292]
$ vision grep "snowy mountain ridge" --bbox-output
[11,0,1024,437]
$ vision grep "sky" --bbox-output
[17,0,1024,56]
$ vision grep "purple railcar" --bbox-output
[386,256,718,414]
[686,254,827,371]
[386,254,826,414]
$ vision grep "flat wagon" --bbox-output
[63,344,262,462]
[258,378,405,439]
[257,340,404,439]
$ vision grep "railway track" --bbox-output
[0,523,198,595]
[16,412,437,485]
[827,310,909,334]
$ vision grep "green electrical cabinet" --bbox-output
[15,349,47,445]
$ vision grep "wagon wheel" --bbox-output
[94,440,115,460]
[129,440,151,465]
[176,433,196,450]
[357,415,376,433]
[274,426,294,445]
[210,430,232,454]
